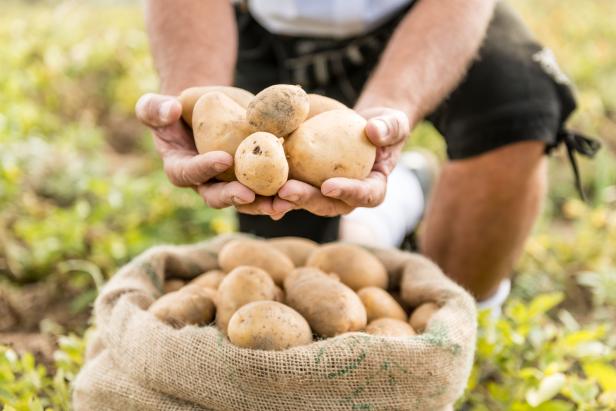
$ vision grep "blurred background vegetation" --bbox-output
[0,0,614,410]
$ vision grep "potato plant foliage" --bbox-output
[0,3,234,284]
[1,0,615,410]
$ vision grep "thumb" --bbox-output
[365,111,410,147]
[135,93,182,128]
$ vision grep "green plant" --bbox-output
[0,334,85,411]
[0,0,614,409]
[460,295,616,411]
[0,3,235,285]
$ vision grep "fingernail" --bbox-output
[232,196,250,205]
[214,162,230,172]
[284,194,299,202]
[324,189,340,197]
[271,213,285,221]
[159,100,175,122]
[374,119,389,140]
[135,95,148,115]
[277,203,295,214]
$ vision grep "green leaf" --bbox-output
[582,362,616,392]
[507,300,529,323]
[526,373,566,407]
[489,382,511,403]
[563,377,599,405]
[532,400,575,411]
[561,327,606,348]
[528,293,565,318]
[69,288,97,314]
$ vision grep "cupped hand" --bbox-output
[276,107,410,217]
[135,93,256,208]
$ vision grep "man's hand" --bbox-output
[135,93,256,208]
[136,94,408,219]
[275,107,410,217]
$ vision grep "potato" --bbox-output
[234,132,289,196]
[274,285,285,303]
[399,254,443,306]
[178,86,254,124]
[246,84,309,136]
[366,318,416,337]
[285,109,376,187]
[190,270,225,290]
[149,284,216,328]
[409,302,440,333]
[284,267,367,337]
[306,94,347,119]
[306,243,388,291]
[192,92,256,181]
[357,287,407,322]
[227,301,312,350]
[215,266,279,333]
[163,279,186,294]
[218,239,294,285]
[267,236,319,267]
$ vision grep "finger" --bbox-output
[365,111,410,147]
[372,143,403,176]
[165,151,233,187]
[135,93,182,128]
[321,171,387,207]
[236,196,277,215]
[198,181,255,209]
[270,196,296,220]
[278,180,353,216]
[272,196,296,214]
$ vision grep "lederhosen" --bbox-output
[234,1,601,243]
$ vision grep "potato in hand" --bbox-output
[179,86,254,124]
[246,84,309,136]
[192,92,255,181]
[234,132,289,196]
[285,109,376,188]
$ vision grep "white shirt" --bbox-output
[244,0,413,39]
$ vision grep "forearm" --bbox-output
[145,0,237,95]
[356,0,496,126]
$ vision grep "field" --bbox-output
[0,0,615,410]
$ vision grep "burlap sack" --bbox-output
[73,234,476,411]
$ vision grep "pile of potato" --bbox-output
[149,238,440,351]
[177,85,377,195]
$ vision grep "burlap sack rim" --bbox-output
[76,235,477,410]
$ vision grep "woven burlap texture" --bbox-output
[73,234,476,411]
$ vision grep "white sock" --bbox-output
[476,278,511,317]
[340,164,424,248]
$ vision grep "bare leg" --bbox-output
[421,141,547,300]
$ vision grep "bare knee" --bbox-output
[441,141,548,200]
[422,140,548,300]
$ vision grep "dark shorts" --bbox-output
[234,1,578,243]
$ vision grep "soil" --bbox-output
[0,333,57,371]
[0,278,91,368]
